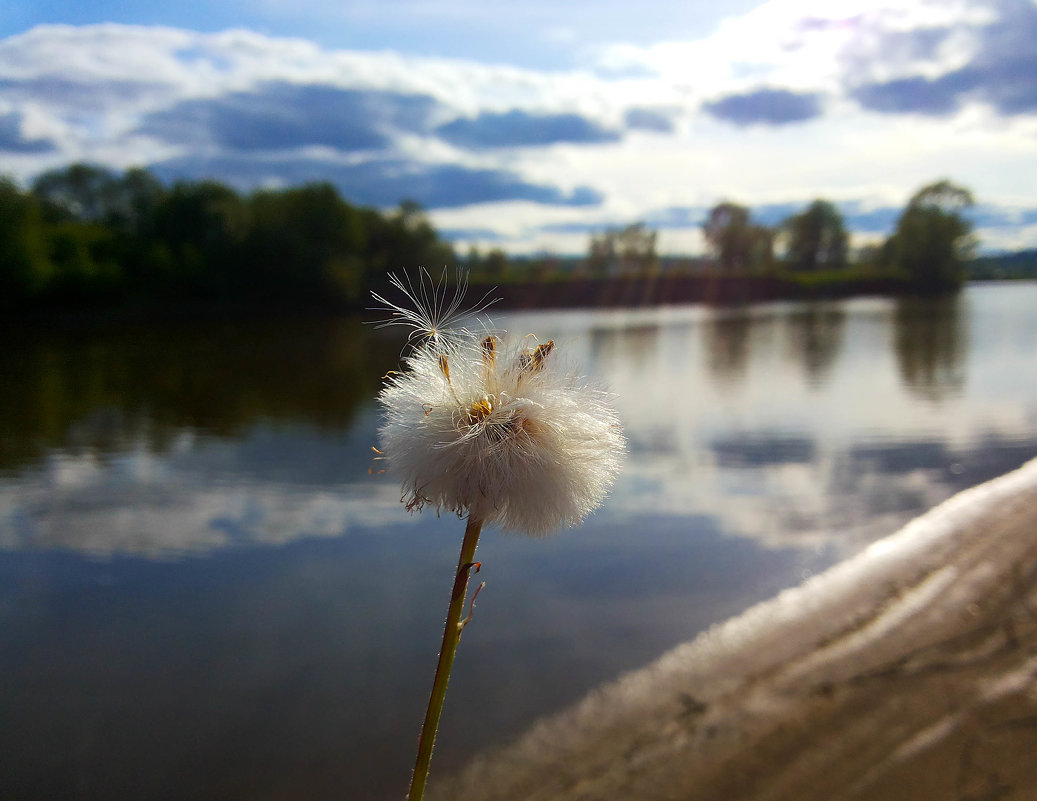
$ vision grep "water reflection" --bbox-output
[1,285,1036,801]
[0,318,398,472]
[0,289,1031,560]
[893,295,967,401]
[702,307,752,385]
[784,302,845,386]
[614,322,661,367]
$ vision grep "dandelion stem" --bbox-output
[406,515,484,801]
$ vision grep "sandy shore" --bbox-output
[431,458,1037,801]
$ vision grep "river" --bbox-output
[1,282,1035,800]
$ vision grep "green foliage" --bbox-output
[775,264,890,287]
[45,221,123,302]
[246,182,369,302]
[702,202,774,273]
[783,200,848,272]
[152,181,250,296]
[0,178,51,305]
[468,246,509,280]
[883,180,975,292]
[1,165,456,312]
[587,222,658,276]
[968,249,1037,280]
[32,163,121,223]
[361,200,455,297]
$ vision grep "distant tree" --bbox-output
[31,164,167,239]
[703,202,773,272]
[587,229,617,276]
[783,200,848,272]
[246,182,366,303]
[45,220,121,302]
[749,225,776,275]
[854,243,883,269]
[105,168,166,236]
[152,181,250,296]
[482,247,509,278]
[586,223,657,276]
[703,202,749,270]
[32,164,120,223]
[365,200,454,289]
[464,245,483,273]
[884,180,975,292]
[2,167,459,311]
[617,223,658,275]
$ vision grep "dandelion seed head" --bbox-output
[374,277,624,536]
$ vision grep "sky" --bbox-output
[1,0,1036,255]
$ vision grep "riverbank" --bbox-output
[432,457,1037,801]
[469,272,914,309]
[4,272,966,327]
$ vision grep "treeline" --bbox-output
[0,164,454,312]
[968,249,1037,280]
[698,181,976,293]
[469,180,978,295]
[0,165,986,315]
[597,180,975,293]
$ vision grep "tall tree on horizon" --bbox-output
[783,200,848,272]
[884,180,975,292]
[703,202,773,273]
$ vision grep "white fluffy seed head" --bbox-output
[375,290,624,536]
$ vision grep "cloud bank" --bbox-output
[0,0,1034,253]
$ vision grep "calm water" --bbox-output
[2,283,1036,800]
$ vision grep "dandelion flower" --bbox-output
[377,314,624,536]
[373,271,623,801]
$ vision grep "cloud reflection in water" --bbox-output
[0,286,1035,561]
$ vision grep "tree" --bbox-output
[885,180,975,292]
[482,248,509,278]
[587,228,617,276]
[152,181,250,296]
[617,223,658,276]
[586,223,657,276]
[31,165,167,240]
[749,225,776,275]
[2,166,460,311]
[246,182,366,302]
[32,164,120,223]
[105,168,166,236]
[703,202,773,272]
[45,220,121,302]
[783,200,848,272]
[365,200,454,288]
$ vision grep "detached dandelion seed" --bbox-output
[369,268,498,349]
[372,271,624,801]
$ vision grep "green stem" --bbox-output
[406,515,484,801]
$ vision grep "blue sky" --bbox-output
[2,0,1036,254]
